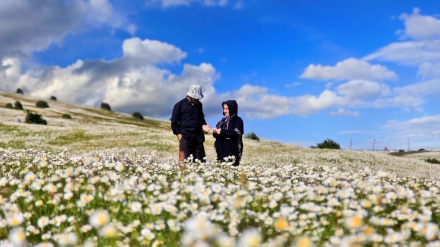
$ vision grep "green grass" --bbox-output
[0,140,27,149]
[47,130,92,146]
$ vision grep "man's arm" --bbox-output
[199,102,210,132]
[171,102,182,136]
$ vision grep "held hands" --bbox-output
[212,128,221,134]
[202,125,221,134]
[202,125,211,133]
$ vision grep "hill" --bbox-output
[1,90,440,179]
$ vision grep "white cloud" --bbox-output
[365,9,440,65]
[383,115,440,149]
[399,8,440,40]
[417,62,440,79]
[393,79,440,98]
[214,85,348,118]
[87,0,116,24]
[146,0,230,8]
[126,24,138,36]
[337,80,390,100]
[293,90,347,116]
[122,38,187,65]
[364,41,440,65]
[328,109,360,117]
[0,0,127,58]
[226,84,296,119]
[0,58,22,92]
[300,58,398,81]
[0,37,222,118]
[285,82,301,88]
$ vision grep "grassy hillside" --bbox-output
[2,91,440,179]
[3,91,440,246]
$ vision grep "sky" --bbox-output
[1,0,440,151]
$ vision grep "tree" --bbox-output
[101,102,111,111]
[16,88,24,94]
[25,111,47,125]
[36,100,49,108]
[244,132,260,141]
[50,95,57,101]
[316,139,341,149]
[132,112,144,120]
[14,101,23,110]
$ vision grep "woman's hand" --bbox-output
[212,128,221,134]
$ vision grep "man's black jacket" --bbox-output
[171,98,207,142]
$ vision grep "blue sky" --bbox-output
[1,0,440,151]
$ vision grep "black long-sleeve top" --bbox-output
[171,97,207,142]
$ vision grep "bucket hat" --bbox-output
[187,84,204,100]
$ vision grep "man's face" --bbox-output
[188,96,199,105]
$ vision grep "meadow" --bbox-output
[1,91,440,246]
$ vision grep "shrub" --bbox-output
[16,88,24,94]
[61,114,72,119]
[101,102,111,111]
[5,103,13,109]
[50,95,57,101]
[244,132,260,141]
[132,112,144,120]
[14,101,23,110]
[316,139,341,149]
[425,158,440,165]
[36,100,49,108]
[25,111,47,125]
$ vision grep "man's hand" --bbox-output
[177,134,182,140]
[202,125,211,132]
[212,128,221,134]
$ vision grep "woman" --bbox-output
[212,100,244,166]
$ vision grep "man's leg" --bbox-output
[179,138,187,163]
[194,141,206,163]
[183,139,197,162]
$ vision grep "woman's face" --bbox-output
[223,104,229,116]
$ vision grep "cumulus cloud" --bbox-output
[364,41,440,65]
[417,62,440,79]
[393,79,440,98]
[122,38,187,65]
[216,85,350,118]
[398,8,440,40]
[365,9,440,65]
[2,4,440,122]
[0,0,125,58]
[337,80,390,100]
[3,38,218,118]
[300,58,398,81]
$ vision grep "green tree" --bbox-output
[316,139,341,149]
[25,111,47,125]
[244,132,260,141]
[14,101,23,110]
[101,102,111,111]
[132,112,144,120]
[36,100,49,108]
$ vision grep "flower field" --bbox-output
[2,91,440,246]
[1,147,440,247]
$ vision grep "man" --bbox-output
[171,84,211,163]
